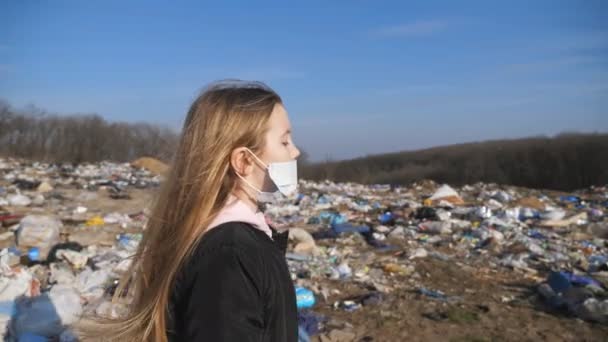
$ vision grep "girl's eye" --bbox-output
[282,142,289,146]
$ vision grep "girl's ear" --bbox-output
[230,147,253,176]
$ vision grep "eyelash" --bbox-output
[282,142,289,146]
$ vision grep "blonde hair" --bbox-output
[79,80,282,341]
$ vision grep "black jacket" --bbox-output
[167,222,298,341]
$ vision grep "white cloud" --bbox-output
[370,20,448,38]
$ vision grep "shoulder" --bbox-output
[195,221,266,255]
[182,221,273,277]
[188,222,268,291]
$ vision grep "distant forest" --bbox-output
[0,101,178,163]
[300,133,608,191]
[1,101,606,191]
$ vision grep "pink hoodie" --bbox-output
[206,195,273,240]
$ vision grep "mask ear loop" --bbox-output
[235,172,262,193]
[232,148,266,188]
[232,149,265,207]
[232,148,275,208]
[244,148,269,170]
[232,168,265,211]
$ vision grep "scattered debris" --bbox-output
[1,158,607,340]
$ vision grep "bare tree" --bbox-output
[0,102,179,163]
[301,133,608,191]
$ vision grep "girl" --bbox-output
[89,80,301,341]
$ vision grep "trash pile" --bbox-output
[268,180,608,339]
[0,158,160,340]
[1,157,607,341]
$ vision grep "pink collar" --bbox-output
[207,195,273,240]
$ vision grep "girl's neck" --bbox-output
[231,188,260,213]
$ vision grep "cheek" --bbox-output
[262,142,290,162]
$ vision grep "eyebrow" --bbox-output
[282,129,291,137]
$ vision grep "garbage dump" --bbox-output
[1,157,607,341]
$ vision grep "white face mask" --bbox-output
[235,148,298,203]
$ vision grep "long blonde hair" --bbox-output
[80,80,282,341]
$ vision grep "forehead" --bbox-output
[267,104,291,132]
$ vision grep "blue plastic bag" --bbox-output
[378,212,393,224]
[18,332,48,342]
[548,271,603,294]
[330,213,347,226]
[559,196,581,203]
[331,223,370,234]
[27,247,40,261]
[295,287,315,309]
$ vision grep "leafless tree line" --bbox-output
[2,101,605,190]
[300,133,608,191]
[0,101,179,163]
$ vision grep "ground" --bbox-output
[2,185,607,342]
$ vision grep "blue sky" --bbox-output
[1,1,606,161]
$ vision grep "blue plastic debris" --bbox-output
[317,196,329,204]
[309,211,348,226]
[331,222,370,234]
[330,213,348,226]
[560,196,581,203]
[566,273,603,288]
[298,310,326,337]
[298,325,310,342]
[588,255,608,272]
[0,300,16,317]
[378,211,394,224]
[519,208,540,221]
[528,230,547,240]
[418,287,448,301]
[548,272,573,293]
[295,287,316,309]
[27,247,40,261]
[18,332,48,342]
[548,271,603,293]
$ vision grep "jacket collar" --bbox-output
[207,195,273,240]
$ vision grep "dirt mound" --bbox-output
[515,196,546,210]
[131,157,169,175]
